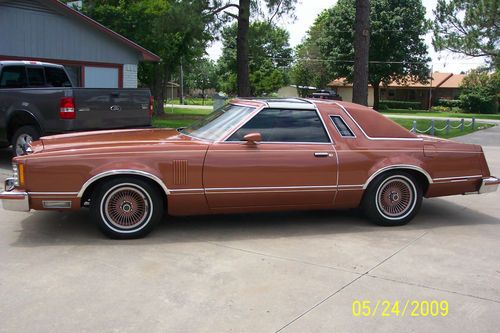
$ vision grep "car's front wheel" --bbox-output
[362,171,422,226]
[90,178,164,239]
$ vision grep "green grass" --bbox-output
[391,118,494,139]
[153,106,210,128]
[382,109,500,120]
[166,98,214,106]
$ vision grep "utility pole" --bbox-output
[352,0,370,106]
[180,58,185,105]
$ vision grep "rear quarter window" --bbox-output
[0,66,27,88]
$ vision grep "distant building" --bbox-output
[0,0,160,88]
[277,85,318,98]
[328,72,465,108]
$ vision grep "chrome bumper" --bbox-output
[478,176,500,194]
[0,177,30,212]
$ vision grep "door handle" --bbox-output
[314,152,330,157]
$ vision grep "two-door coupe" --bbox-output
[1,98,499,238]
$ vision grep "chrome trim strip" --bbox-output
[29,192,79,196]
[433,175,482,182]
[205,185,338,192]
[333,102,423,141]
[363,165,433,189]
[77,170,170,198]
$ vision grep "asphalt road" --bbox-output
[1,128,499,332]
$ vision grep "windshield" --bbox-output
[181,104,256,141]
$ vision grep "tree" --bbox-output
[433,0,499,69]
[218,21,292,96]
[82,0,215,115]
[290,11,331,96]
[209,0,298,96]
[460,69,499,114]
[319,0,431,110]
[185,58,218,103]
[352,0,370,106]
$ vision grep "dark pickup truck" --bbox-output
[0,61,152,155]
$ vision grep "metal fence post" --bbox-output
[430,119,435,136]
[412,120,417,133]
[446,119,450,135]
[472,117,475,130]
[460,118,464,131]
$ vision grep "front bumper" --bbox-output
[478,176,500,194]
[0,178,29,212]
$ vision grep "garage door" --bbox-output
[84,66,119,88]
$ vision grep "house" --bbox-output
[0,0,160,88]
[328,72,465,108]
[277,85,318,98]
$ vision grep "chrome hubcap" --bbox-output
[15,134,33,156]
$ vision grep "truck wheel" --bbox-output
[90,178,164,239]
[362,171,422,226]
[12,125,40,156]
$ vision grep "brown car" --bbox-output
[1,98,499,238]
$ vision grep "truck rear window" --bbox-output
[45,67,71,87]
[0,66,27,88]
[27,67,45,87]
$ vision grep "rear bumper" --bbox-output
[0,178,29,212]
[478,176,500,194]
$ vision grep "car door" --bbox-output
[203,108,338,209]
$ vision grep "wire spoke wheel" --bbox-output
[375,176,416,220]
[102,185,151,231]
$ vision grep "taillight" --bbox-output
[60,97,76,119]
[149,95,153,117]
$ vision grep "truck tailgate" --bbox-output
[71,88,151,130]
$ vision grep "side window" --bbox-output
[27,67,46,87]
[330,115,355,137]
[45,67,72,87]
[228,108,330,143]
[0,66,27,88]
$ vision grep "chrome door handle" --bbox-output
[314,152,330,157]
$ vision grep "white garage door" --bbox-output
[84,66,119,88]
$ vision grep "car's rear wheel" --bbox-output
[12,125,40,156]
[362,171,422,226]
[90,178,164,239]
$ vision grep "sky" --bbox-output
[206,0,487,74]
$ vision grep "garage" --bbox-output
[0,0,159,88]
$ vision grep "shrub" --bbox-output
[379,100,422,110]
[436,99,462,108]
[459,69,499,114]
[430,106,449,112]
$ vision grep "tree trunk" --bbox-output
[153,64,168,116]
[236,0,251,97]
[352,0,370,106]
[372,81,380,111]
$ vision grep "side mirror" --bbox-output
[243,132,262,144]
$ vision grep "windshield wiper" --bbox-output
[176,127,186,132]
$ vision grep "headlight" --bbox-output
[12,163,25,187]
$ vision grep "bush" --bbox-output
[459,69,499,114]
[436,99,462,108]
[430,106,449,112]
[379,100,422,110]
[460,93,498,114]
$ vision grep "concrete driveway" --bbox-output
[1,128,499,332]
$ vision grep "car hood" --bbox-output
[35,128,198,153]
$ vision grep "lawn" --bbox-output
[153,107,210,128]
[390,118,494,139]
[165,98,214,106]
[382,109,500,121]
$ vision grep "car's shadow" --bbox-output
[9,198,500,247]
[0,147,12,172]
